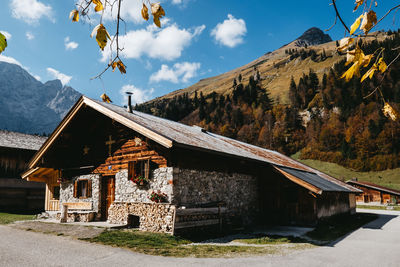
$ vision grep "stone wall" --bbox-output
[172,168,259,224]
[60,174,101,219]
[108,202,175,233]
[115,167,173,203]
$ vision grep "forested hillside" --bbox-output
[136,30,400,172]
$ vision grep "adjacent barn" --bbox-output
[22,96,360,234]
[346,180,400,205]
[0,130,46,213]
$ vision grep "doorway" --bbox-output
[101,176,115,220]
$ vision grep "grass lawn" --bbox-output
[306,213,378,242]
[357,204,400,211]
[291,152,400,190]
[233,235,307,245]
[0,212,35,224]
[83,230,303,257]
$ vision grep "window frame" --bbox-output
[128,159,154,181]
[73,179,92,199]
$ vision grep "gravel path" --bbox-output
[0,209,399,267]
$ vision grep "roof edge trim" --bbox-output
[274,166,323,195]
[83,97,173,148]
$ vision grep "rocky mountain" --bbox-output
[293,27,332,47]
[0,62,81,134]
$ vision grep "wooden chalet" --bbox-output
[0,130,46,213]
[346,180,400,205]
[22,96,360,234]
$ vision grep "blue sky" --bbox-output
[1,0,398,105]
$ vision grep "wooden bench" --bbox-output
[63,202,92,210]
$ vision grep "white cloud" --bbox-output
[120,84,154,105]
[10,0,54,24]
[101,23,205,62]
[150,62,200,83]
[0,31,12,40]
[0,55,40,81]
[46,68,72,85]
[64,37,78,50]
[26,32,34,40]
[102,0,144,24]
[211,14,247,48]
[0,55,21,66]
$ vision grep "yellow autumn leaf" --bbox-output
[111,61,118,72]
[382,102,398,121]
[350,14,363,35]
[345,46,364,66]
[151,3,165,28]
[101,93,112,103]
[378,57,387,73]
[69,10,79,22]
[361,64,377,82]
[0,32,7,54]
[141,3,149,21]
[341,62,360,82]
[354,0,365,11]
[91,24,110,51]
[361,54,373,67]
[117,61,126,74]
[360,11,377,34]
[92,0,103,12]
[338,37,354,52]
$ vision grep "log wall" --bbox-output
[94,137,167,176]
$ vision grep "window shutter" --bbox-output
[73,180,78,198]
[128,161,135,180]
[87,180,92,198]
[145,159,150,179]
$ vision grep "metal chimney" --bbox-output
[126,92,133,113]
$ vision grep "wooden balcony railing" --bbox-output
[47,200,60,211]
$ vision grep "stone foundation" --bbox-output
[108,202,175,234]
[56,212,96,222]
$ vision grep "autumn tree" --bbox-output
[330,0,400,121]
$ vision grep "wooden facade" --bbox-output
[0,143,45,213]
[347,180,400,205]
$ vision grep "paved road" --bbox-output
[1,209,399,267]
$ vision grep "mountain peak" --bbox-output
[294,27,332,47]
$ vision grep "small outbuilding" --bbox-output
[346,180,400,205]
[0,130,46,213]
[22,96,360,234]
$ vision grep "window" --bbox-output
[52,186,60,200]
[128,159,149,180]
[73,179,92,198]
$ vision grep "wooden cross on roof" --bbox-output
[105,135,115,156]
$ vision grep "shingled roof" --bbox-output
[0,130,47,151]
[23,96,359,193]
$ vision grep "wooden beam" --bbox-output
[174,219,220,229]
[274,166,323,195]
[176,207,227,216]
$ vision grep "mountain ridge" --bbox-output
[0,61,81,134]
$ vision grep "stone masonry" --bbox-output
[115,167,173,203]
[108,202,175,234]
[172,168,259,225]
[59,174,101,221]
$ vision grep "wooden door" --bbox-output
[101,176,115,220]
